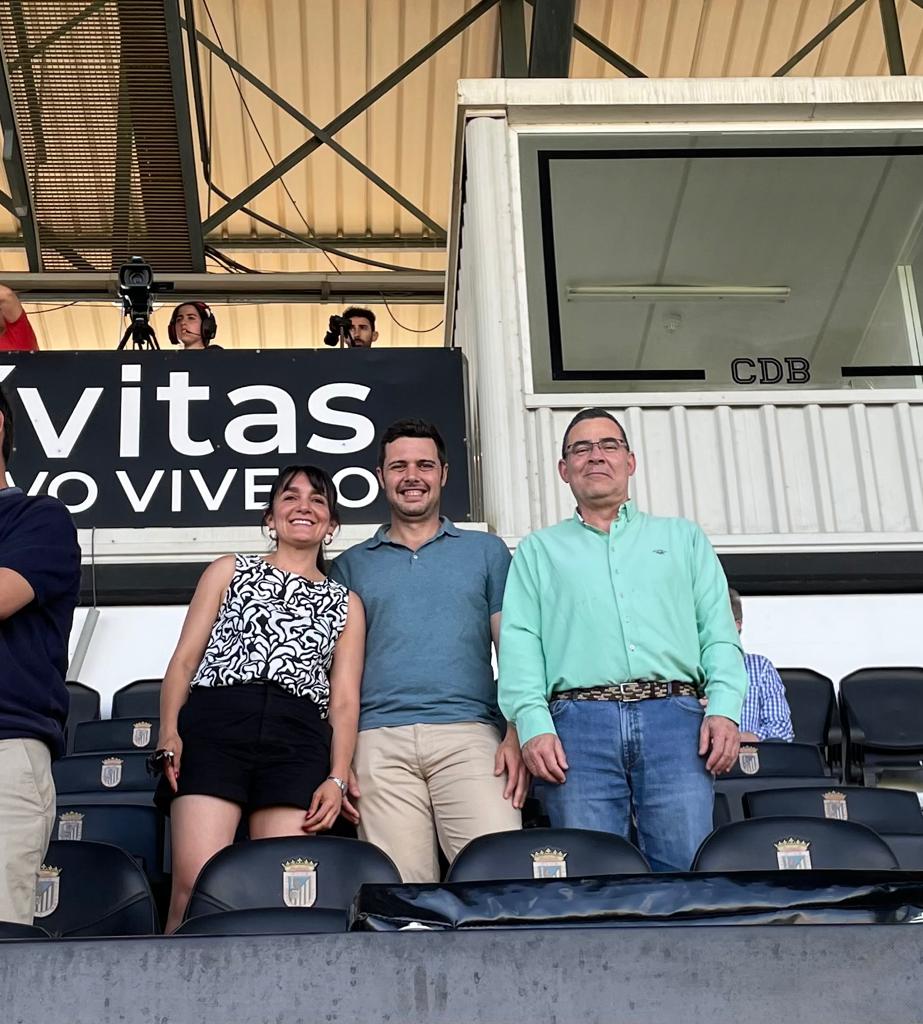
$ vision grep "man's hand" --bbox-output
[494,727,530,808]
[521,732,568,784]
[699,715,740,774]
[739,731,760,743]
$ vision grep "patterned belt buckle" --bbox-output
[617,683,648,702]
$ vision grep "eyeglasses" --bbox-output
[564,437,630,458]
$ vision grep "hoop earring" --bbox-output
[324,535,333,546]
[268,528,277,542]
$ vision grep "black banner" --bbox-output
[0,349,471,527]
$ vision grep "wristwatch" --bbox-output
[327,775,347,795]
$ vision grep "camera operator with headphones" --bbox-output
[168,302,222,351]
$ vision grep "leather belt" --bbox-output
[553,681,699,703]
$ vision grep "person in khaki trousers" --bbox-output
[0,384,80,924]
[330,418,527,881]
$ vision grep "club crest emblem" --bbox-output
[57,811,84,841]
[34,865,61,918]
[282,859,317,908]
[774,838,812,870]
[530,848,568,879]
[101,757,123,788]
[738,746,760,775]
[823,791,848,821]
[132,721,152,748]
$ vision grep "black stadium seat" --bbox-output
[64,681,100,754]
[111,679,162,720]
[778,668,842,765]
[175,907,347,936]
[840,668,923,785]
[53,801,165,882]
[693,816,900,871]
[744,786,923,834]
[715,742,830,821]
[446,827,650,882]
[73,717,159,754]
[876,833,923,870]
[52,751,157,806]
[713,791,732,828]
[34,841,159,936]
[184,836,400,922]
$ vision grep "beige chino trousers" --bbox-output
[354,721,521,882]
[0,738,55,925]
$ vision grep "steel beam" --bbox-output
[500,0,528,77]
[6,0,109,74]
[773,0,869,76]
[522,0,645,77]
[528,0,576,77]
[0,271,445,305]
[201,0,499,234]
[0,189,18,218]
[573,23,646,77]
[183,0,211,184]
[0,32,39,270]
[878,0,907,75]
[214,235,446,252]
[163,0,206,270]
[187,24,445,238]
[9,2,44,164]
[0,234,446,252]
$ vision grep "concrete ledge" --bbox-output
[2,924,921,1024]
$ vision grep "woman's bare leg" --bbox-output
[249,806,309,839]
[165,795,242,933]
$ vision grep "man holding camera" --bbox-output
[0,384,81,923]
[324,307,378,349]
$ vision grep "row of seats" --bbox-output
[8,814,922,939]
[45,771,923,895]
[64,679,161,753]
[65,667,923,786]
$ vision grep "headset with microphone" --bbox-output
[168,301,218,346]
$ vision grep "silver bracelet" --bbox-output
[327,775,347,795]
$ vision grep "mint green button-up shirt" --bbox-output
[498,501,747,746]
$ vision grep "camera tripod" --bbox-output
[117,317,160,351]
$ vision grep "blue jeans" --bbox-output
[535,696,714,872]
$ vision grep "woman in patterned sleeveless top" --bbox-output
[155,465,365,932]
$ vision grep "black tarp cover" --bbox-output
[351,872,923,930]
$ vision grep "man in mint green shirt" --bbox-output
[498,408,746,870]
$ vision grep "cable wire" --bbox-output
[378,292,443,334]
[201,0,340,274]
[197,0,440,276]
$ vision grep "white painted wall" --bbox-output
[737,593,923,687]
[68,606,184,717]
[69,593,923,717]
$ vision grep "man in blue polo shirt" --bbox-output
[0,384,81,923]
[330,418,525,881]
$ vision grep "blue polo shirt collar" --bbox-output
[365,515,460,550]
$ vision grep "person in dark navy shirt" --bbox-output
[0,385,80,924]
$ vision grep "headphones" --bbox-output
[168,301,218,346]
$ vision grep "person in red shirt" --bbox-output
[0,286,37,352]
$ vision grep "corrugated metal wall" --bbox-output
[527,402,923,542]
[456,107,923,552]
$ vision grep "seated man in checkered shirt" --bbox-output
[728,587,794,743]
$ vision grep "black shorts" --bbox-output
[154,683,331,816]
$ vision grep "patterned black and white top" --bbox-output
[190,554,350,715]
